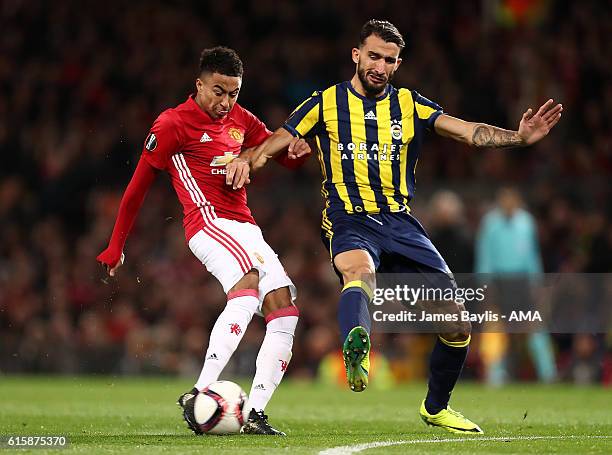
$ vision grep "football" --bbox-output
[192,381,249,435]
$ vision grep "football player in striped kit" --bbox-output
[228,20,562,434]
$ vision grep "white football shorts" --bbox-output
[188,217,296,311]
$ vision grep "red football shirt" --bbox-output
[142,95,271,241]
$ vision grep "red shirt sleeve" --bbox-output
[97,157,158,268]
[141,111,182,170]
[274,150,311,169]
[241,107,272,149]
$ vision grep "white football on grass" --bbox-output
[193,381,249,435]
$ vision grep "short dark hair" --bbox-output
[199,46,243,77]
[359,19,405,50]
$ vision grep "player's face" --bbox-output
[195,72,242,119]
[353,34,402,97]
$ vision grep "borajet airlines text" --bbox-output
[337,142,401,161]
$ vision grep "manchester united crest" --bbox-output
[228,127,244,144]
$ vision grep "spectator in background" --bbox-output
[476,187,557,384]
[428,190,473,273]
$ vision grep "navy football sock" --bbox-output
[425,336,470,414]
[337,281,372,340]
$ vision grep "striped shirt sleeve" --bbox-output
[283,91,322,138]
[413,91,444,130]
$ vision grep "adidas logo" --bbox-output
[364,110,377,120]
[254,384,266,390]
[180,393,195,405]
[200,132,213,143]
[206,353,218,360]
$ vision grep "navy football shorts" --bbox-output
[322,209,455,289]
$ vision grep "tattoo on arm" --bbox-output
[472,124,524,148]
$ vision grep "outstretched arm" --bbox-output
[435,99,563,148]
[250,128,307,170]
[225,128,310,189]
[96,156,159,276]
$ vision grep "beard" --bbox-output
[357,64,394,97]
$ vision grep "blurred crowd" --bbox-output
[1,0,611,385]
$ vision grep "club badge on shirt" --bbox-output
[391,120,403,141]
[228,128,244,144]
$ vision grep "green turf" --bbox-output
[0,376,610,454]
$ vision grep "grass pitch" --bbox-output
[0,376,610,454]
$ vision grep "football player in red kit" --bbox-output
[97,47,310,435]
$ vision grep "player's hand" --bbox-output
[518,99,563,145]
[225,157,251,190]
[287,137,311,159]
[97,249,125,277]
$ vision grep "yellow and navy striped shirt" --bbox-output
[284,81,442,215]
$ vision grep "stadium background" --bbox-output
[0,0,610,387]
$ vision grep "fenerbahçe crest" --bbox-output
[390,119,402,141]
